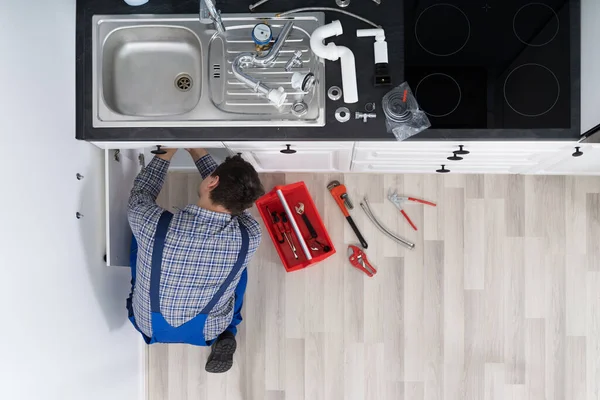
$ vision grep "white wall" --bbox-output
[0,2,144,400]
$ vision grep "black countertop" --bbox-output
[76,0,581,142]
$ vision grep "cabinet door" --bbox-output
[142,147,231,171]
[351,161,515,174]
[105,149,143,267]
[91,141,225,150]
[238,148,352,172]
[533,144,600,175]
[225,142,354,172]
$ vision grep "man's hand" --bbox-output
[156,148,178,161]
[186,148,208,162]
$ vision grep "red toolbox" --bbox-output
[256,182,336,272]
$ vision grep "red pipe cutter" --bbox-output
[348,245,377,277]
[387,189,437,231]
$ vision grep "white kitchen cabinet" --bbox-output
[142,147,232,170]
[532,144,600,175]
[223,141,354,172]
[105,148,143,267]
[353,141,566,174]
[91,141,225,150]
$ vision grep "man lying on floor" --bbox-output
[126,148,264,373]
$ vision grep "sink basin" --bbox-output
[101,26,202,117]
[92,14,325,128]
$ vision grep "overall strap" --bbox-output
[200,222,250,315]
[150,211,174,314]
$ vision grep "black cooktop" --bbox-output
[405,0,572,130]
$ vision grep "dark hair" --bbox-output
[209,155,265,215]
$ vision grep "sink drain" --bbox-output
[175,74,193,92]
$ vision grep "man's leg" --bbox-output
[225,268,248,336]
[205,269,248,373]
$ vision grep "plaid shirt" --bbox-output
[128,154,261,341]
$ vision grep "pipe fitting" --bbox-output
[310,20,358,103]
[231,21,294,107]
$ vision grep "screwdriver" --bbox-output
[280,212,299,259]
[266,206,285,244]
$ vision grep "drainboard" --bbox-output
[208,23,318,116]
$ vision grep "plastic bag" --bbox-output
[382,82,431,141]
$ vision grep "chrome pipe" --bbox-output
[360,198,415,250]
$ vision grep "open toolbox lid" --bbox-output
[256,181,336,272]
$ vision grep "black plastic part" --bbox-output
[447,153,463,161]
[346,216,368,249]
[280,144,297,154]
[302,72,315,92]
[436,165,451,173]
[151,145,167,155]
[315,239,332,253]
[374,63,392,86]
[454,145,470,155]
[301,214,318,239]
[572,146,584,157]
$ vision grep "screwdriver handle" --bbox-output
[346,216,368,249]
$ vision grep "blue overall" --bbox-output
[126,211,250,346]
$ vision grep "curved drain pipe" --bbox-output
[310,20,358,104]
[231,21,294,107]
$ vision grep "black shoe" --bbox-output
[205,331,237,373]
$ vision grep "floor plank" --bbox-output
[146,172,600,400]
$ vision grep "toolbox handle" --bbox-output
[276,189,312,260]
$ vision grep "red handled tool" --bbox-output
[348,245,376,277]
[327,180,369,248]
[266,206,285,244]
[387,189,437,231]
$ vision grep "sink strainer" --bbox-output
[175,74,193,92]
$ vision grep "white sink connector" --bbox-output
[310,20,358,104]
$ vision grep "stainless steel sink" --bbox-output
[92,14,325,128]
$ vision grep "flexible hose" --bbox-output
[360,198,415,250]
[276,7,381,29]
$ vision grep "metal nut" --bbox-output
[328,86,342,101]
[335,107,351,123]
[291,101,308,117]
[365,102,376,112]
[336,0,351,7]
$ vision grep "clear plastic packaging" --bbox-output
[382,82,431,141]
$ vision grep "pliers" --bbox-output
[387,189,437,231]
[348,245,377,277]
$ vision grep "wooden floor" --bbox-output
[148,172,600,400]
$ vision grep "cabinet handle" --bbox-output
[280,144,297,154]
[454,145,470,155]
[572,146,583,157]
[436,165,450,173]
[151,145,167,155]
[447,152,463,161]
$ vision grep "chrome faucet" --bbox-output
[199,0,225,34]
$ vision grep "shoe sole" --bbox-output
[205,336,237,373]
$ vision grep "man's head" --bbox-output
[198,155,265,215]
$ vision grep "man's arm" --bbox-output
[128,150,177,237]
[187,148,218,179]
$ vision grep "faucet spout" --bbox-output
[199,0,225,34]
